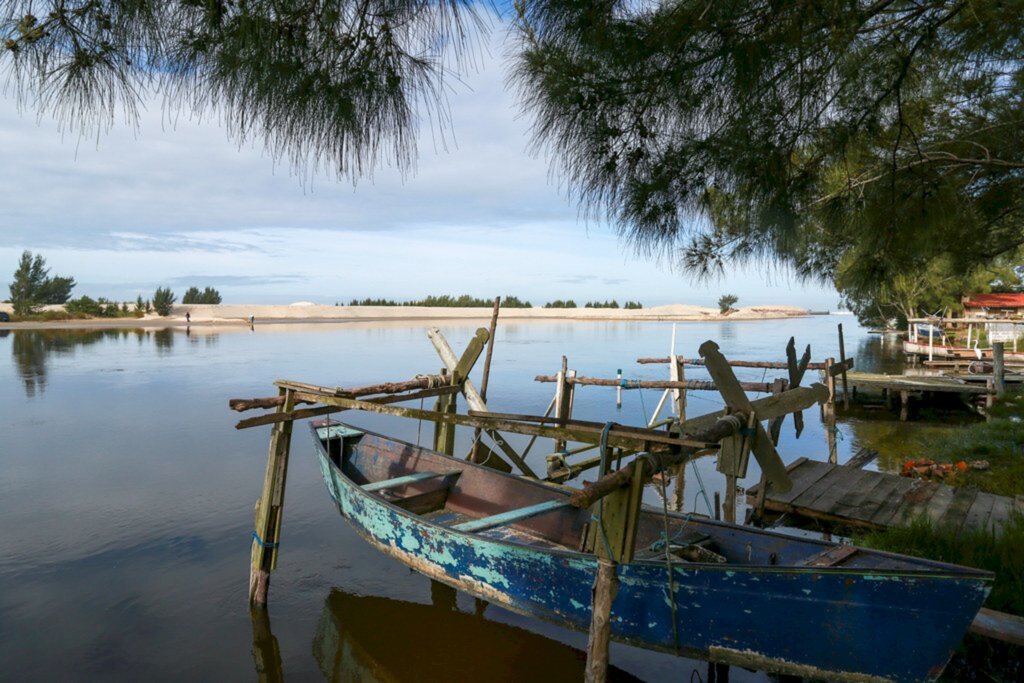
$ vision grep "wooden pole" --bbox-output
[249,388,296,607]
[838,323,850,410]
[616,368,623,408]
[993,342,1006,398]
[433,369,457,455]
[824,358,837,464]
[471,297,501,461]
[535,374,778,393]
[585,559,619,683]
[554,356,575,453]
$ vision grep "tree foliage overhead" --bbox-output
[1,1,486,179]
[512,0,1024,290]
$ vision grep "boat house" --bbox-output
[962,293,1024,318]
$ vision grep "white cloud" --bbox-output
[0,23,839,310]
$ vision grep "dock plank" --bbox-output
[746,460,1018,534]
[964,493,999,533]
[790,465,860,510]
[937,487,979,534]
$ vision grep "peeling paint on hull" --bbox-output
[312,426,990,683]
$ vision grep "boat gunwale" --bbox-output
[309,421,994,582]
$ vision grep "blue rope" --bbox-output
[252,531,278,549]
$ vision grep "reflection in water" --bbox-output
[11,329,115,397]
[9,328,220,398]
[311,588,647,682]
[250,609,284,683]
[153,328,174,353]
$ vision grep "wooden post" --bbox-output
[823,358,837,464]
[554,356,575,453]
[433,369,457,455]
[249,388,296,607]
[470,297,501,461]
[900,390,910,422]
[993,342,1006,398]
[670,356,686,420]
[616,368,623,408]
[713,491,721,520]
[585,559,619,683]
[723,475,737,523]
[838,323,850,410]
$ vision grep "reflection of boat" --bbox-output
[313,587,645,682]
[311,422,992,683]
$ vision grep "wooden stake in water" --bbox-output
[249,388,296,607]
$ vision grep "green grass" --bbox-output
[857,515,1024,615]
[914,395,1024,497]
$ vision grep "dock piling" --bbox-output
[249,387,296,607]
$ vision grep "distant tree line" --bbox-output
[345,295,533,308]
[343,296,645,310]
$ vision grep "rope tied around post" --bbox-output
[414,373,449,389]
[251,531,278,549]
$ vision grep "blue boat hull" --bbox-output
[312,425,991,682]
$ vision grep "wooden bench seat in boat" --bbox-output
[363,470,462,515]
[451,499,574,533]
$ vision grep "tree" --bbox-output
[152,287,176,316]
[512,1,1024,291]
[182,286,222,304]
[4,2,1021,296]
[838,255,1021,328]
[718,295,738,314]
[8,250,76,315]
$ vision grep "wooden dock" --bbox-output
[747,458,1021,534]
[843,371,990,394]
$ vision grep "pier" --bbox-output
[747,457,1021,534]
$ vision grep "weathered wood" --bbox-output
[585,559,619,683]
[671,356,686,420]
[970,607,1024,647]
[427,328,530,475]
[470,297,501,462]
[749,459,1019,535]
[699,340,792,493]
[234,375,450,411]
[535,374,779,393]
[554,358,576,453]
[249,388,296,607]
[937,486,979,534]
[567,410,766,509]
[845,447,879,469]
[638,357,826,370]
[786,338,812,437]
[993,342,1006,397]
[838,323,850,409]
[433,375,457,456]
[452,328,489,384]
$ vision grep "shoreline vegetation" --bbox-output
[0,302,812,328]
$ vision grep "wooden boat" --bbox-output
[904,320,1024,363]
[310,420,993,683]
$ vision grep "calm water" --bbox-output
[0,316,912,681]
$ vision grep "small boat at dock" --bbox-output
[310,420,992,683]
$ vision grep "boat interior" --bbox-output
[314,422,985,576]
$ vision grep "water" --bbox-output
[0,316,926,681]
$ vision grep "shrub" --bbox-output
[544,300,577,308]
[623,300,643,309]
[718,294,739,313]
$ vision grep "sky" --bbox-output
[0,20,839,310]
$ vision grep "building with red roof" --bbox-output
[962,293,1024,317]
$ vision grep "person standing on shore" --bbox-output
[185,312,191,324]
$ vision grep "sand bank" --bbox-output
[0,302,810,329]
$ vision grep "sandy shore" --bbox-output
[0,302,810,329]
